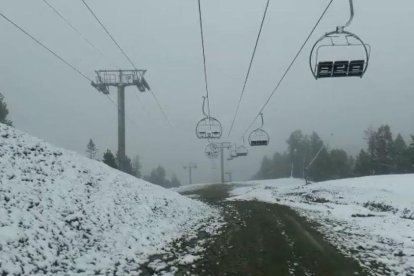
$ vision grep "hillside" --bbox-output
[0,123,221,275]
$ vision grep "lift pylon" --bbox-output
[91,70,150,171]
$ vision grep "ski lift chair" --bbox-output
[236,145,248,157]
[309,0,370,79]
[248,113,270,147]
[205,143,219,159]
[196,96,223,139]
[196,117,222,139]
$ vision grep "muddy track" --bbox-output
[143,184,368,275]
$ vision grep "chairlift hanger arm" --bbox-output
[338,0,354,32]
[202,96,208,117]
[343,0,354,29]
[260,113,264,128]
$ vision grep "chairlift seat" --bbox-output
[250,140,269,146]
[317,62,333,78]
[348,60,365,77]
[317,60,365,78]
[332,61,349,77]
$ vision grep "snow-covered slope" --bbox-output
[229,176,414,275]
[0,123,220,275]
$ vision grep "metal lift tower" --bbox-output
[184,163,197,185]
[91,70,150,171]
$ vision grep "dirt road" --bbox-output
[143,184,368,275]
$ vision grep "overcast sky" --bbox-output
[1,0,413,184]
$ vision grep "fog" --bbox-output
[1,0,413,184]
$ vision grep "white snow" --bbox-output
[0,123,221,275]
[228,176,414,275]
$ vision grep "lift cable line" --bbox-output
[0,11,142,134]
[81,0,171,127]
[0,11,92,82]
[41,0,119,69]
[81,0,135,69]
[242,0,335,137]
[148,87,173,128]
[197,0,212,118]
[227,0,271,137]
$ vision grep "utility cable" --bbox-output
[227,0,271,137]
[242,0,334,136]
[0,10,92,82]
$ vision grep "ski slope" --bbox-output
[229,176,414,275]
[0,123,221,275]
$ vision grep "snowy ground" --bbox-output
[0,123,222,275]
[228,176,414,276]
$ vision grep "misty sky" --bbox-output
[1,0,413,184]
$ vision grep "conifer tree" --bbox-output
[0,93,12,126]
[86,139,98,159]
[103,149,117,169]
[170,174,181,187]
[132,155,142,178]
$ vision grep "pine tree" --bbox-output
[132,155,142,178]
[286,130,309,178]
[0,93,12,126]
[147,166,168,187]
[170,174,181,187]
[116,152,134,176]
[392,134,409,173]
[365,125,394,174]
[354,150,373,176]
[329,149,352,179]
[253,156,273,180]
[407,136,414,173]
[86,139,98,159]
[103,149,117,169]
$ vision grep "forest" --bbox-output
[254,126,414,182]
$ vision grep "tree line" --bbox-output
[87,139,181,188]
[254,126,414,182]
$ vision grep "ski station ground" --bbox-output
[1,123,414,275]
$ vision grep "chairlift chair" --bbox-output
[196,117,222,139]
[196,97,223,139]
[236,145,248,157]
[309,0,370,79]
[230,148,238,158]
[205,143,219,159]
[248,113,269,147]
